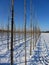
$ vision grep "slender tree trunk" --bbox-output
[11,0,14,65]
[24,0,27,65]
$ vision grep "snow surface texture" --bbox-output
[29,33,49,65]
[0,33,49,65]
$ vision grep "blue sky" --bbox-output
[0,0,49,31]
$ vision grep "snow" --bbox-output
[0,33,49,65]
[29,33,49,65]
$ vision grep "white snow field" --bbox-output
[0,33,49,65]
[29,33,49,65]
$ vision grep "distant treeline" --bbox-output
[41,31,49,33]
[0,29,49,33]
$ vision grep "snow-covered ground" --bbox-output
[29,33,49,65]
[0,33,49,65]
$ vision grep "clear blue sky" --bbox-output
[0,0,49,31]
